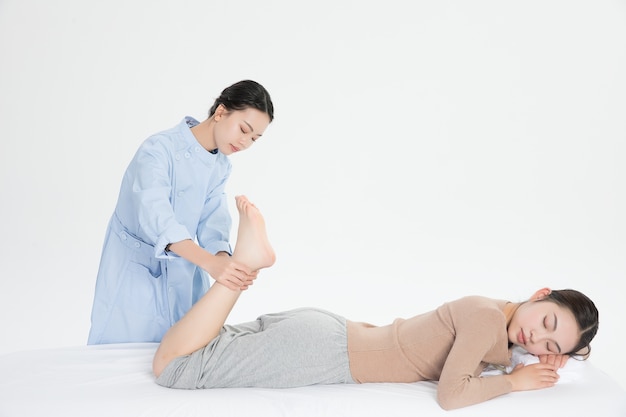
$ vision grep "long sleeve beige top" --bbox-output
[347,296,513,410]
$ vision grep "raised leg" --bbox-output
[153,195,275,377]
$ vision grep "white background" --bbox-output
[1,0,624,391]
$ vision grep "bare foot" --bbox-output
[232,195,276,271]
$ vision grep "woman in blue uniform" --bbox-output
[88,80,274,344]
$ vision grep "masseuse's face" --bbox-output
[508,292,580,356]
[213,105,270,155]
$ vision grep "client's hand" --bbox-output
[538,353,569,369]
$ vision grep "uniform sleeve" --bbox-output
[123,137,192,258]
[436,308,513,410]
[196,163,232,256]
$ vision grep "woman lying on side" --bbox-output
[152,196,599,410]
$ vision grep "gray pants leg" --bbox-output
[156,308,355,389]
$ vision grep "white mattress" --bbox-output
[0,343,624,417]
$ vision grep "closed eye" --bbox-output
[543,315,557,331]
[546,341,561,354]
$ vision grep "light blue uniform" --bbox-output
[88,117,233,344]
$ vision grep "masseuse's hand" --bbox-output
[208,253,258,290]
[538,353,569,369]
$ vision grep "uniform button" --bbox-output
[175,154,181,161]
[120,233,127,240]
[177,191,184,197]
[134,242,141,248]
[194,147,201,152]
[184,152,191,158]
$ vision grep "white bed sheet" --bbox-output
[0,343,624,417]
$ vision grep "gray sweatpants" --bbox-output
[155,308,355,389]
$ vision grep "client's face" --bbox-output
[507,300,580,356]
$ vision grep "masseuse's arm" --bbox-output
[167,239,257,290]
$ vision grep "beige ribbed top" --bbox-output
[347,296,514,410]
